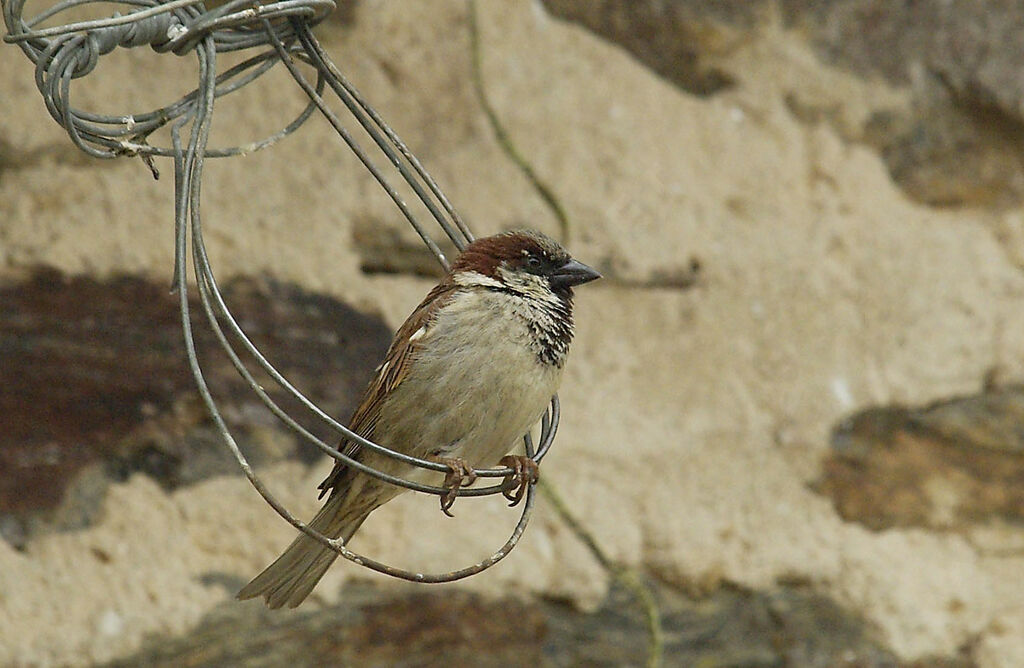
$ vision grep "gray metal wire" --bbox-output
[3,0,559,583]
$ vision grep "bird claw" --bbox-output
[438,457,477,517]
[498,455,539,507]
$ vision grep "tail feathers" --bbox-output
[238,493,368,609]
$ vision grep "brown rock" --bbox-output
[351,215,453,278]
[540,0,766,96]
[784,0,1024,208]
[818,388,1024,532]
[0,269,191,518]
[0,269,390,544]
[104,579,921,668]
[547,0,1024,208]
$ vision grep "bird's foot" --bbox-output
[436,457,477,517]
[498,455,540,507]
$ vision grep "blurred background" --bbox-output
[4,1,1024,665]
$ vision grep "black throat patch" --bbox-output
[527,294,574,368]
[484,284,575,368]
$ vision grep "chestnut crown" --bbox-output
[451,229,600,294]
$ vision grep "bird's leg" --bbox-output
[498,455,540,507]
[434,457,477,517]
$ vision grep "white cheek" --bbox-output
[496,267,553,299]
[454,271,505,290]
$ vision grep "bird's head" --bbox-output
[450,229,601,300]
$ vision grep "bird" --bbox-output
[237,229,601,608]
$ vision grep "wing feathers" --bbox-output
[317,281,458,497]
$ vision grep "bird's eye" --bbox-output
[526,256,542,269]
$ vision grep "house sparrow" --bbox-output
[238,229,600,608]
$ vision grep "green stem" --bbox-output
[466,0,571,244]
[538,480,664,668]
[467,3,659,662]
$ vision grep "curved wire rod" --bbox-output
[6,0,561,584]
[6,0,330,159]
[294,23,473,251]
[264,20,453,269]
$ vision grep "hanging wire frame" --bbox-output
[3,0,561,582]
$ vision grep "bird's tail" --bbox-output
[237,492,368,609]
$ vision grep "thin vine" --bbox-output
[467,3,664,665]
[467,0,571,245]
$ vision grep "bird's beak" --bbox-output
[550,258,602,290]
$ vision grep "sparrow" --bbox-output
[237,229,600,608]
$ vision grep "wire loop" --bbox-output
[4,0,558,582]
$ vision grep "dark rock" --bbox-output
[214,275,392,464]
[0,268,391,542]
[542,0,1024,208]
[863,95,1024,209]
[540,0,770,97]
[103,577,937,668]
[105,581,547,668]
[783,0,1024,208]
[351,215,453,279]
[779,0,1024,101]
[0,269,190,517]
[817,387,1024,532]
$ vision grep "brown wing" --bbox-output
[317,280,457,498]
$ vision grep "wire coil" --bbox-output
[4,0,559,582]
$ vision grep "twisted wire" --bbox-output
[3,0,559,582]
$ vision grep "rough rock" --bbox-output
[546,0,1024,208]
[540,0,770,97]
[0,269,390,546]
[819,387,1024,534]
[106,579,915,668]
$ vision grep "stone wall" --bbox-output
[3,1,1024,665]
